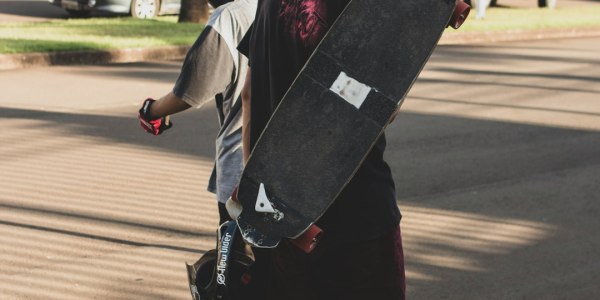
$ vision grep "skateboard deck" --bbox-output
[236,0,470,249]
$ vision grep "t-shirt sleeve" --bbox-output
[173,26,236,108]
[236,22,253,61]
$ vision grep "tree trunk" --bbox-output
[178,0,210,23]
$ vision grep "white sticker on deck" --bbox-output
[330,72,372,109]
[255,183,276,213]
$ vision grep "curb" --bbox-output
[0,45,190,70]
[1,27,600,70]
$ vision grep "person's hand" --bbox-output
[138,98,173,135]
[225,187,242,220]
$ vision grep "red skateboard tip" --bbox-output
[449,1,471,29]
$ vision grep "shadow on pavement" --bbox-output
[2,101,599,298]
[0,105,220,262]
[0,105,219,161]
[385,113,600,298]
[80,61,184,83]
[387,112,600,200]
[0,219,204,254]
[1,39,599,298]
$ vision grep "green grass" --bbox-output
[452,6,600,33]
[2,6,600,54]
[0,16,204,54]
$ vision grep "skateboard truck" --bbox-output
[238,220,322,253]
[448,1,471,29]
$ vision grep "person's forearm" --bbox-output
[149,92,191,118]
[241,69,252,163]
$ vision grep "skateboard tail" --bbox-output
[236,180,323,252]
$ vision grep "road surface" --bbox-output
[0,36,599,299]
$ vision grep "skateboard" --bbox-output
[236,0,470,251]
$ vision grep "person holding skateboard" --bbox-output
[137,0,256,225]
[138,2,272,299]
[235,0,406,299]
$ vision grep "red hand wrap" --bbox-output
[138,98,172,135]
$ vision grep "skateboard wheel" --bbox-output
[448,1,471,29]
[290,225,323,254]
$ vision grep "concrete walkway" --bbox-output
[1,35,599,299]
[1,1,599,299]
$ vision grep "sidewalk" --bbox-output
[1,36,599,300]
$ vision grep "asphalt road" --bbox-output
[0,0,126,23]
[0,0,69,22]
[0,36,599,299]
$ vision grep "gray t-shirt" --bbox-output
[173,0,256,203]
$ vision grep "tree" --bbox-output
[178,0,210,23]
